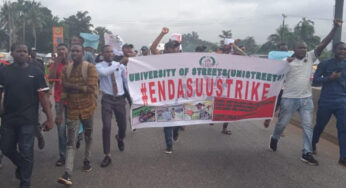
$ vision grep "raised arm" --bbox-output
[150,27,169,55]
[314,19,343,57]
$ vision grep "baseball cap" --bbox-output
[141,46,149,50]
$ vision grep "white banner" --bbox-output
[127,53,289,129]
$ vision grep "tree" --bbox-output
[182,31,218,52]
[258,18,321,54]
[294,18,320,50]
[93,26,112,52]
[240,37,259,55]
[0,1,20,49]
[25,1,45,48]
[63,11,93,42]
[219,29,232,46]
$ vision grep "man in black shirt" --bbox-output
[0,44,54,188]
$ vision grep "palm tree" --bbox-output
[219,30,232,45]
[0,1,19,49]
[26,1,45,48]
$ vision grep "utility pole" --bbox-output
[333,0,344,47]
[281,14,287,42]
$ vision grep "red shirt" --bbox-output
[49,62,65,102]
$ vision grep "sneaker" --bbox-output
[37,135,45,150]
[312,143,317,155]
[164,147,173,154]
[83,160,92,172]
[55,158,65,167]
[57,172,72,185]
[100,156,112,168]
[301,153,319,166]
[115,135,125,151]
[339,158,346,166]
[269,136,278,152]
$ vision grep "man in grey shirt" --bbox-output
[269,19,342,166]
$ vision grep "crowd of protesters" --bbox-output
[0,19,345,188]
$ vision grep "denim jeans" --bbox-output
[272,97,314,154]
[163,126,180,148]
[55,103,67,160]
[1,124,35,187]
[65,116,93,175]
[312,101,346,158]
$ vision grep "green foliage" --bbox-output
[259,18,321,54]
[319,50,333,61]
[63,11,93,44]
[218,29,232,46]
[239,37,259,55]
[181,31,218,52]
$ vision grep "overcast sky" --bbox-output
[5,0,346,49]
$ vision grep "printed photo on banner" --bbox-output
[132,106,156,124]
[184,100,213,121]
[157,105,184,122]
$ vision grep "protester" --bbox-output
[220,39,247,135]
[0,43,53,188]
[141,46,150,56]
[70,36,95,64]
[263,42,290,128]
[195,45,207,52]
[48,43,69,167]
[57,44,98,185]
[96,45,131,167]
[269,19,342,166]
[312,41,346,166]
[151,27,181,154]
[69,36,97,149]
[115,43,137,66]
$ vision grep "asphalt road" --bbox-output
[0,100,345,188]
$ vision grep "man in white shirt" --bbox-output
[269,19,342,166]
[96,45,130,167]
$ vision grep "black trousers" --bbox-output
[101,94,127,155]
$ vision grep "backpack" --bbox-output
[66,61,98,100]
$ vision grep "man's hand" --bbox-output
[330,71,342,80]
[161,27,169,35]
[55,114,63,125]
[42,119,54,131]
[334,19,343,27]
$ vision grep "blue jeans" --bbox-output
[55,103,67,160]
[312,101,346,158]
[272,97,314,154]
[163,127,180,148]
[1,124,35,187]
